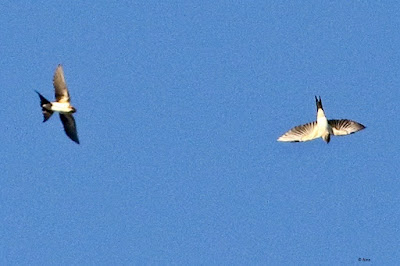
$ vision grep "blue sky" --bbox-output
[1,1,399,264]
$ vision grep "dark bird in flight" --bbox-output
[35,65,79,144]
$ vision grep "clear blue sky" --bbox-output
[1,1,399,264]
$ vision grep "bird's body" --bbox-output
[35,65,79,144]
[278,96,365,143]
[38,101,73,113]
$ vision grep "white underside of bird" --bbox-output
[48,102,75,113]
[278,96,365,143]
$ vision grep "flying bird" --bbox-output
[278,96,365,143]
[35,65,79,144]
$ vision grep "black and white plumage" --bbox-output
[35,65,79,144]
[278,96,365,143]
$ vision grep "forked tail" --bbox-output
[35,90,53,122]
[315,96,323,110]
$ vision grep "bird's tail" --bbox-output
[315,96,323,110]
[35,90,53,122]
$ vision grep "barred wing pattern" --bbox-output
[278,121,319,142]
[328,119,365,136]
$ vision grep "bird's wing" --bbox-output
[328,119,365,136]
[277,121,319,142]
[59,114,79,144]
[53,65,70,103]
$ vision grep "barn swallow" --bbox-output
[35,65,79,144]
[278,96,365,143]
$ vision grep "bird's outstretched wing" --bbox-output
[53,65,70,103]
[328,119,365,136]
[278,121,319,142]
[59,114,79,144]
